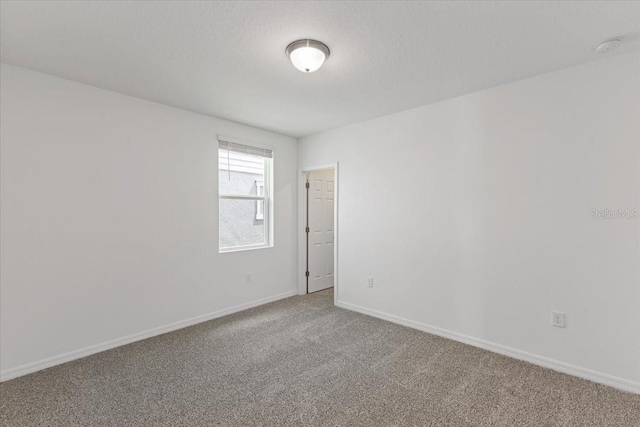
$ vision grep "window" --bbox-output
[218,137,273,252]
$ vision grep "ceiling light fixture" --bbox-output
[594,37,622,54]
[286,39,330,73]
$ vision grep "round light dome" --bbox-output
[286,39,330,73]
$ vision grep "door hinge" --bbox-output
[305,226,310,233]
[305,271,310,277]
[305,182,310,189]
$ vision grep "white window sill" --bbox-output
[219,244,273,254]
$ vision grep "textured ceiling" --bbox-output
[1,1,639,137]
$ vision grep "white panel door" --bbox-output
[307,169,334,293]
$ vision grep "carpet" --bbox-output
[1,289,638,426]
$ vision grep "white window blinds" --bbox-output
[218,139,273,158]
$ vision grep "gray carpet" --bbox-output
[1,289,638,426]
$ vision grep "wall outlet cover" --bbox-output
[552,312,566,328]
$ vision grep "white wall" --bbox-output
[0,64,298,378]
[299,52,640,390]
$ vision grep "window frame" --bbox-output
[218,136,274,253]
[255,179,265,220]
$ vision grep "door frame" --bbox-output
[297,162,339,305]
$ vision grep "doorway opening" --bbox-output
[299,164,338,302]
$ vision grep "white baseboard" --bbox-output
[1,290,298,382]
[336,300,640,394]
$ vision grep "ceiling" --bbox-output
[1,1,639,138]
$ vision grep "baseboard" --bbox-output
[1,290,298,382]
[336,300,640,394]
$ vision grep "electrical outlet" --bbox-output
[367,277,374,288]
[552,312,566,328]
[245,273,252,284]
